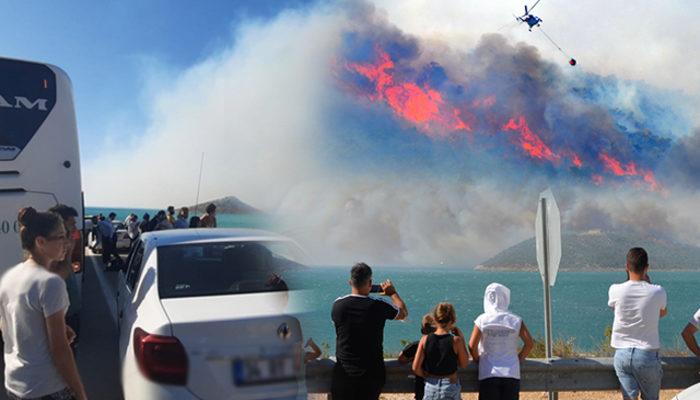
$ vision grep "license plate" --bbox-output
[233,355,296,386]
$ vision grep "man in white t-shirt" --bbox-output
[608,247,667,400]
[680,309,700,357]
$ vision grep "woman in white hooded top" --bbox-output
[468,283,533,400]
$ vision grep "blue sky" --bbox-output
[0,0,318,164]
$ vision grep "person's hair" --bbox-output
[108,212,116,219]
[432,302,456,327]
[627,247,649,274]
[421,314,436,335]
[350,262,372,287]
[266,274,289,291]
[142,213,150,220]
[205,203,216,214]
[167,205,175,214]
[179,207,189,217]
[48,204,78,220]
[188,216,201,228]
[156,210,166,218]
[17,207,63,251]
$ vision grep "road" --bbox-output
[0,254,124,399]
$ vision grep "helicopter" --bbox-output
[513,0,577,66]
[517,1,542,31]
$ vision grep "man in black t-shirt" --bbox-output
[331,262,408,400]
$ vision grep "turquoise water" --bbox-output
[85,206,699,355]
[286,267,698,355]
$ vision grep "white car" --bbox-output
[117,228,307,400]
[675,382,700,399]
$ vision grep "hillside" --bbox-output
[477,230,700,271]
[189,196,260,214]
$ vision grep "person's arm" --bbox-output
[398,351,411,364]
[381,280,407,320]
[682,323,700,357]
[659,289,668,318]
[453,332,469,369]
[411,336,427,377]
[46,312,87,400]
[304,338,322,362]
[518,322,534,361]
[468,325,481,362]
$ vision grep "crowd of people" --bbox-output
[331,250,700,400]
[0,202,220,399]
[2,202,700,400]
[89,203,219,269]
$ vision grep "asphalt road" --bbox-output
[0,254,124,399]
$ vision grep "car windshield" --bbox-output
[157,240,305,299]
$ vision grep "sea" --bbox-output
[87,206,700,355]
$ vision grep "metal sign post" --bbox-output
[535,189,561,400]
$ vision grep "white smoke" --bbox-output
[83,1,700,266]
[84,7,344,211]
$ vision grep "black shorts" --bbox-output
[331,363,385,400]
[478,377,520,400]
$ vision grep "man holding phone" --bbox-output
[331,262,408,400]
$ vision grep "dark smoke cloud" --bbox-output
[566,201,614,232]
[661,128,700,189]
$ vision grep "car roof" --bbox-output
[140,228,291,247]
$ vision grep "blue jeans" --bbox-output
[423,377,460,400]
[613,348,662,400]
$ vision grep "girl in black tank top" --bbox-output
[412,303,469,400]
[423,332,458,376]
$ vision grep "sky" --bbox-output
[0,0,319,161]
[3,0,700,266]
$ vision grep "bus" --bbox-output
[0,56,82,272]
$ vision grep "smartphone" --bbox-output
[370,284,383,293]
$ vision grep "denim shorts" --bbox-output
[613,348,663,400]
[423,377,461,400]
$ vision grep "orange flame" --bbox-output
[599,152,638,176]
[571,152,583,168]
[502,116,559,162]
[599,152,659,190]
[346,49,471,135]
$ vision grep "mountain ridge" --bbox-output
[477,230,700,271]
[189,196,261,214]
